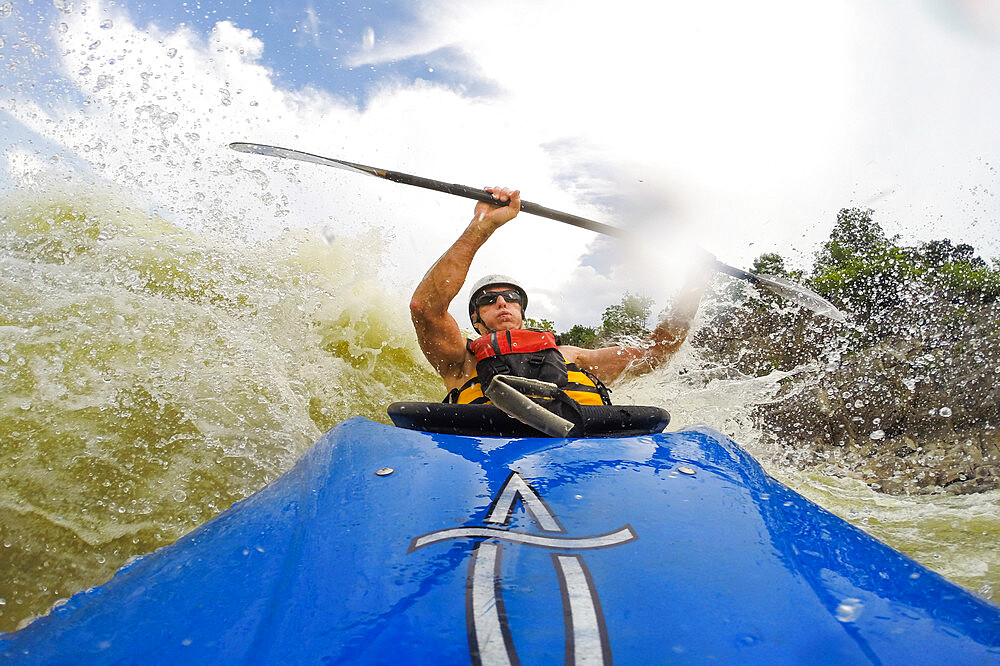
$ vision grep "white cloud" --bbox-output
[351,0,1000,267]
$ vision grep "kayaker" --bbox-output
[409,187,710,405]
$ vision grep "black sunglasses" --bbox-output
[474,289,523,308]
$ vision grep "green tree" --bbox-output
[523,316,555,331]
[912,239,999,298]
[599,292,653,342]
[917,239,986,270]
[751,252,788,277]
[560,324,600,348]
[813,207,889,274]
[808,208,1000,339]
[807,208,911,324]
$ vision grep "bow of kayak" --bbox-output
[2,417,998,664]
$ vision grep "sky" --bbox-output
[2,0,999,329]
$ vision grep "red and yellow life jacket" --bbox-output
[445,329,611,406]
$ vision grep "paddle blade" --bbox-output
[228,142,383,178]
[753,273,847,323]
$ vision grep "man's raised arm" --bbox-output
[409,187,521,381]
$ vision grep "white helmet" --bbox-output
[468,274,528,328]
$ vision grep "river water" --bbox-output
[0,185,997,633]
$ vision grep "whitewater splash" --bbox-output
[0,183,440,631]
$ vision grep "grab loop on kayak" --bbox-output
[483,374,579,437]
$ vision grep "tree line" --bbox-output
[538,207,1000,350]
[525,292,655,347]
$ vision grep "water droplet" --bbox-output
[100,18,113,29]
[835,598,864,622]
[58,21,68,33]
[181,638,193,646]
[53,0,73,13]
[939,406,952,418]
[246,168,268,188]
[678,466,696,476]
[869,429,885,440]
[167,47,177,58]
[0,3,13,19]
[79,65,91,76]
[172,489,187,502]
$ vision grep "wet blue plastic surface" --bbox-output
[2,418,999,664]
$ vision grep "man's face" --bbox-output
[474,286,523,334]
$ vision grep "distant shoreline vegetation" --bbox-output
[546,207,1000,350]
[526,292,655,348]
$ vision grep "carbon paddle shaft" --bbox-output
[709,261,759,284]
[378,169,627,238]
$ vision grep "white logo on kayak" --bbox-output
[408,470,637,666]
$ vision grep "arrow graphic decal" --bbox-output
[409,471,636,665]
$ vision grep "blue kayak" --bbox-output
[2,417,999,664]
